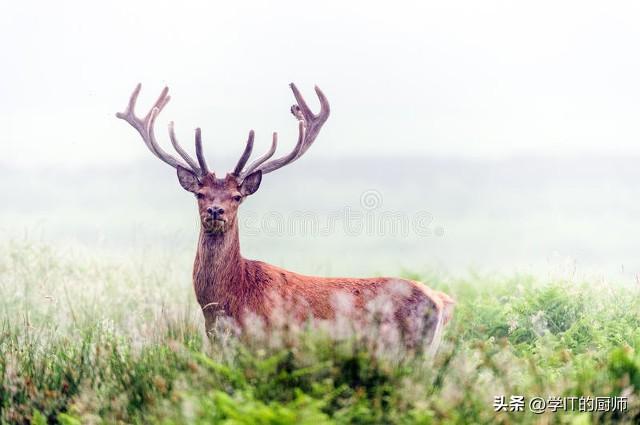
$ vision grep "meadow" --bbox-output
[1,238,639,424]
[2,157,640,424]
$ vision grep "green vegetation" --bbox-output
[1,240,639,424]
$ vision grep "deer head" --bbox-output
[116,83,330,234]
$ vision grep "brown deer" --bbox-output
[116,83,454,352]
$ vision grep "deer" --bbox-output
[116,83,454,352]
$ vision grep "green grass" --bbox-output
[1,240,639,424]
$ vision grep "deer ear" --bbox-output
[176,166,200,193]
[240,170,262,196]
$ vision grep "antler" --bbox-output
[233,130,255,175]
[236,83,330,180]
[116,84,205,177]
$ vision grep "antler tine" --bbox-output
[144,86,171,121]
[116,84,202,176]
[247,84,330,177]
[289,83,314,121]
[233,130,255,176]
[146,106,192,169]
[115,83,144,134]
[195,128,209,174]
[293,84,330,159]
[252,121,305,175]
[169,122,202,174]
[115,83,142,122]
[240,132,278,179]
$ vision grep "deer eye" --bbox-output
[196,193,205,200]
[233,195,242,202]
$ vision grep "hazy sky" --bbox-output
[2,0,640,168]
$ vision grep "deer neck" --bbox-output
[195,223,245,292]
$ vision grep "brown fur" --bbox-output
[187,172,455,348]
[115,83,454,348]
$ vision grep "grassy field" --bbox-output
[1,239,639,424]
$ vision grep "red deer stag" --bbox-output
[116,83,454,352]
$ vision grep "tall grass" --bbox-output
[0,240,639,424]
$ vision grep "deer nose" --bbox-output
[207,206,225,217]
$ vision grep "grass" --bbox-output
[0,240,639,424]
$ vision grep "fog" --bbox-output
[2,1,639,279]
[2,0,640,166]
[1,156,638,281]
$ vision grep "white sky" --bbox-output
[2,0,640,167]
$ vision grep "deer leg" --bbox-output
[204,314,217,336]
